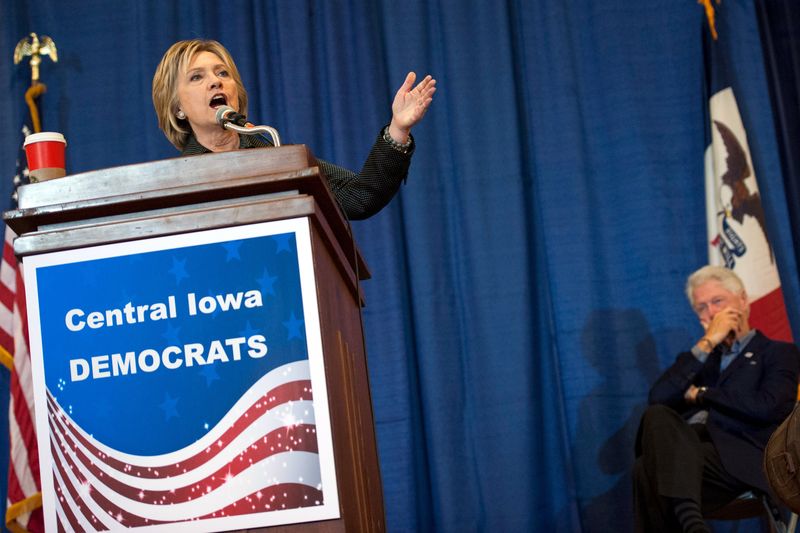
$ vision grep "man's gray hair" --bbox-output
[685,265,745,307]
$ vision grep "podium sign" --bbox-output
[24,217,340,532]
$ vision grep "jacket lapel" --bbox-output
[716,331,766,386]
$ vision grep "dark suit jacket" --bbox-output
[648,331,800,493]
[182,127,414,221]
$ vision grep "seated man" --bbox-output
[634,265,800,533]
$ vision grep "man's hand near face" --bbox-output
[698,306,744,351]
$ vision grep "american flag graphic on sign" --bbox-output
[49,361,323,531]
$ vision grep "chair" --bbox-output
[704,490,796,533]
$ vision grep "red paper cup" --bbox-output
[24,132,67,182]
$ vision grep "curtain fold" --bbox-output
[755,0,800,291]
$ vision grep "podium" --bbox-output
[4,146,385,532]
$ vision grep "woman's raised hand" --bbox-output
[388,72,437,143]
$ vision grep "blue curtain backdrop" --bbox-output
[755,0,800,287]
[1,1,798,532]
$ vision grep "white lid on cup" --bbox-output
[24,132,67,147]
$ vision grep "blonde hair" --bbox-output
[685,265,745,307]
[152,39,248,150]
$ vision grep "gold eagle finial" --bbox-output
[13,33,58,84]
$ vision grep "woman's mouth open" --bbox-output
[209,94,228,108]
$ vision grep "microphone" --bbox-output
[215,105,248,127]
[214,105,282,147]
[215,105,247,127]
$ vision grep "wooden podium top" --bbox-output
[7,145,329,232]
[15,145,317,211]
[3,145,368,280]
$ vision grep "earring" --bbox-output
[176,110,186,120]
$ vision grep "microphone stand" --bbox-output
[222,122,281,147]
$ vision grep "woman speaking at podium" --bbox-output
[152,39,436,220]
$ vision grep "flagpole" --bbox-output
[23,86,46,135]
[2,31,58,533]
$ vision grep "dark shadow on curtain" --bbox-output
[576,309,688,532]
[575,309,660,532]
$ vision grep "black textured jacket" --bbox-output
[181,127,414,220]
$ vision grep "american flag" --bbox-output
[46,360,323,531]
[2,124,44,532]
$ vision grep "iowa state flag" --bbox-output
[702,3,793,342]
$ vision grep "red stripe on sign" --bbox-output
[197,483,324,519]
